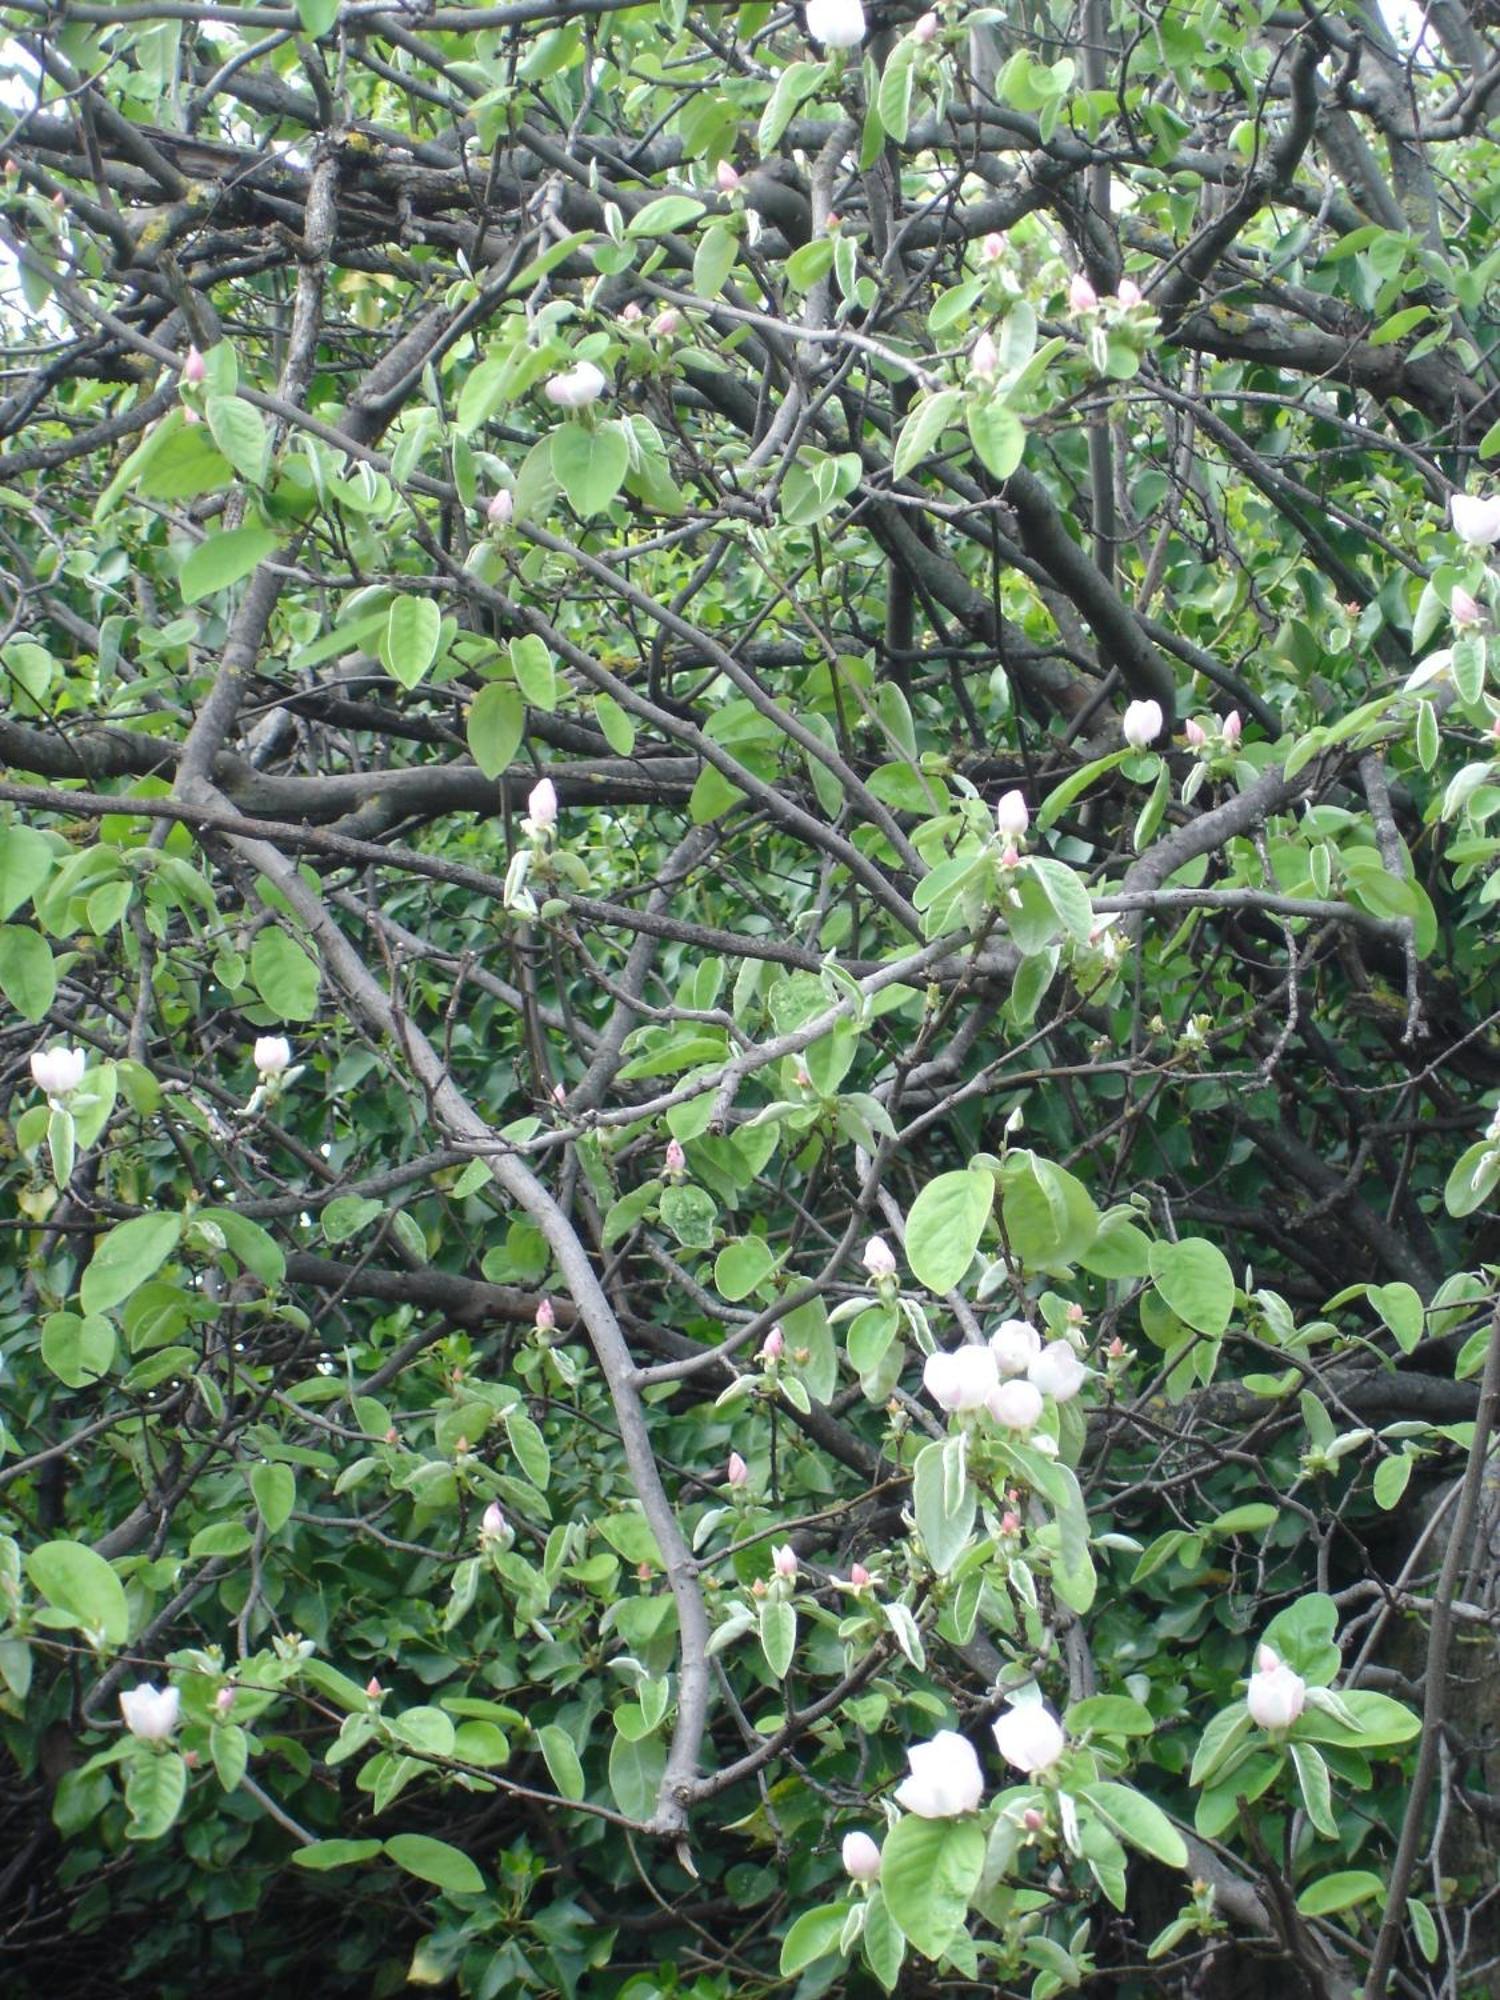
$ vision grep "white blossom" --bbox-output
[805,0,866,48]
[893,1729,984,1817]
[119,1684,180,1742]
[993,1702,1066,1775]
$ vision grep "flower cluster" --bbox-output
[893,1703,1067,1818]
[921,1319,1088,1435]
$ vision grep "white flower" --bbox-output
[924,1344,998,1413]
[1028,1341,1087,1404]
[805,0,866,47]
[987,1377,1044,1431]
[995,789,1029,841]
[842,1831,882,1882]
[992,1702,1066,1776]
[30,1046,86,1098]
[1246,1645,1306,1731]
[119,1683,180,1742]
[1122,699,1163,749]
[893,1729,984,1817]
[527,777,558,830]
[990,1319,1041,1377]
[253,1036,291,1078]
[862,1235,897,1280]
[1451,494,1500,547]
[544,361,608,410]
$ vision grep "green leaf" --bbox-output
[322,1196,384,1245]
[1149,1238,1235,1337]
[125,1752,188,1840]
[878,37,917,142]
[779,1901,854,1977]
[212,1721,249,1792]
[0,924,56,1021]
[536,1722,586,1801]
[912,1437,975,1576]
[81,1213,182,1317]
[608,1729,665,1819]
[1035,750,1130,832]
[248,1462,295,1533]
[893,388,964,480]
[967,397,1026,480]
[1081,1782,1188,1867]
[205,396,269,483]
[693,223,739,301]
[509,634,556,709]
[1369,1281,1424,1353]
[382,596,442,689]
[504,1405,551,1488]
[1208,1503,1277,1537]
[715,1235,776,1301]
[863,1886,905,1992]
[1295,1870,1385,1917]
[294,0,339,32]
[1289,1740,1338,1838]
[904,1169,993,1292]
[251,928,321,1022]
[468,682,525,778]
[25,1540,130,1646]
[0,826,54,919]
[40,1311,114,1389]
[626,194,706,237]
[880,1814,984,1962]
[383,1834,485,1895]
[758,59,823,152]
[594,691,636,753]
[179,524,279,602]
[759,1597,796,1678]
[1373,1451,1414,1510]
[658,1183,717,1249]
[292,1839,384,1871]
[552,422,629,518]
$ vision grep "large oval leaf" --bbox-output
[904,1169,993,1293]
[880,1813,985,1962]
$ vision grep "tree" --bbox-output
[1,0,1499,1991]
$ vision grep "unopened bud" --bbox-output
[535,1296,556,1332]
[1022,1807,1045,1831]
[1115,278,1143,307]
[486,489,514,528]
[182,344,207,384]
[665,1137,687,1177]
[727,1451,749,1487]
[1068,271,1098,312]
[913,10,937,38]
[971,329,999,380]
[621,301,644,322]
[982,231,1005,262]
[366,1677,384,1700]
[716,160,740,194]
[760,1325,785,1362]
[850,1562,871,1586]
[651,307,681,337]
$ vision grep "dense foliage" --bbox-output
[4,0,1500,1992]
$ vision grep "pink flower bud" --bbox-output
[760,1325,785,1362]
[863,1235,897,1280]
[182,1749,200,1769]
[665,1137,687,1176]
[1452,586,1481,629]
[486,489,514,527]
[1106,1337,1125,1358]
[1065,1302,1084,1325]
[995,789,1029,840]
[850,1562,871,1587]
[1222,710,1242,748]
[651,308,681,337]
[481,1502,507,1540]
[1068,272,1098,313]
[727,1451,749,1487]
[385,1427,399,1445]
[825,212,843,233]
[366,1677,384,1700]
[182,406,200,425]
[912,10,937,39]
[1184,717,1207,747]
[1001,1510,1021,1534]
[1022,1807,1045,1831]
[535,1296,556,1331]
[772,1544,798,1580]
[1115,278,1143,307]
[999,843,1020,869]
[182,345,207,384]
[982,231,1005,262]
[527,776,557,829]
[843,1830,882,1880]
[214,1687,237,1717]
[970,330,999,380]
[716,160,740,194]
